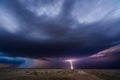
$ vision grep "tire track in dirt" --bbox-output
[68,70,103,80]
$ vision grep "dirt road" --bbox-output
[72,70,103,80]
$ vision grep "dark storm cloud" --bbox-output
[0,52,5,56]
[90,44,120,58]
[0,0,120,60]
[0,54,52,68]
[76,45,120,69]
[0,56,25,65]
[0,52,36,68]
[0,52,32,68]
[0,44,120,68]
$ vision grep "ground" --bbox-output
[0,69,120,80]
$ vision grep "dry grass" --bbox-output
[0,69,119,80]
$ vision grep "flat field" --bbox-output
[0,69,120,80]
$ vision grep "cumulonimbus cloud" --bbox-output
[0,0,120,68]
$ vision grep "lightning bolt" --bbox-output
[69,60,74,69]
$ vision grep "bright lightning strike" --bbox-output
[69,60,74,69]
[65,59,77,70]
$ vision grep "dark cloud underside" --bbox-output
[0,0,120,68]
